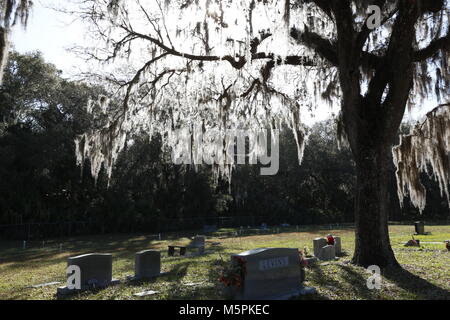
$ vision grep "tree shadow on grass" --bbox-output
[383,266,450,300]
[337,265,382,299]
[305,264,382,300]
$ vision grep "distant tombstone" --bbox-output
[188,235,206,254]
[334,236,342,255]
[135,250,161,279]
[414,221,425,235]
[57,253,119,295]
[203,225,217,233]
[318,245,335,261]
[230,248,310,300]
[313,238,327,257]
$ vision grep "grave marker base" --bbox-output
[56,279,120,297]
[127,272,169,281]
[232,285,317,300]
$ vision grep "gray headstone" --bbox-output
[334,236,342,255]
[135,250,161,279]
[203,225,217,233]
[67,253,112,288]
[414,221,425,235]
[189,235,206,248]
[188,235,206,254]
[231,248,303,300]
[313,238,327,257]
[318,245,335,261]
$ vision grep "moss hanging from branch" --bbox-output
[393,103,450,213]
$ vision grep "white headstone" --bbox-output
[334,236,342,255]
[313,238,327,257]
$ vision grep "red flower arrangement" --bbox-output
[219,256,247,288]
[326,234,335,245]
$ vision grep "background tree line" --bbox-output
[0,52,448,239]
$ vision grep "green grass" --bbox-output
[0,225,449,300]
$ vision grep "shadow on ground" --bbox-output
[384,267,450,300]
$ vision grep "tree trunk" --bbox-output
[352,143,400,268]
[0,26,10,85]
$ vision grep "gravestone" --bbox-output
[57,253,119,295]
[203,225,217,233]
[313,238,327,257]
[188,235,206,254]
[334,236,342,255]
[318,245,335,261]
[135,250,161,279]
[230,248,314,300]
[414,221,425,235]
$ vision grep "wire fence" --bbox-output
[2,217,445,242]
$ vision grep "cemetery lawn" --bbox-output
[0,225,449,300]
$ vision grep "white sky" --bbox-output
[12,0,85,77]
[11,0,435,125]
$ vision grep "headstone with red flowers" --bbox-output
[227,248,314,299]
[313,235,342,258]
[318,245,336,261]
[330,236,342,255]
[313,238,328,257]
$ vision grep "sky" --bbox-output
[11,0,435,125]
[12,0,86,77]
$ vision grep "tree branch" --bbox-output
[290,27,337,65]
[413,33,450,61]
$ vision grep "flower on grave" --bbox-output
[298,249,308,267]
[404,237,420,247]
[218,256,247,288]
[300,258,308,267]
[326,234,335,245]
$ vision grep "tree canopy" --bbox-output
[73,1,448,193]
